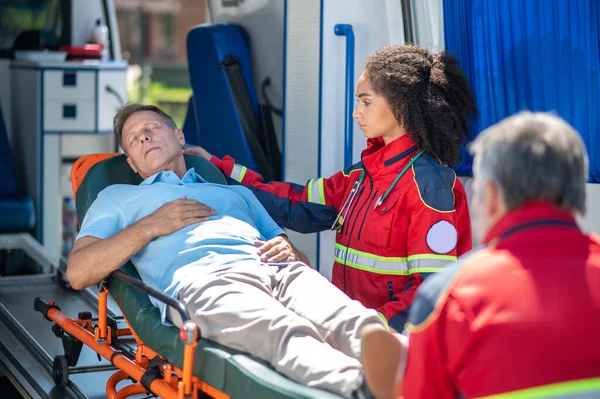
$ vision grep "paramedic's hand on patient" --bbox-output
[256,235,310,265]
[138,196,216,239]
[184,146,212,160]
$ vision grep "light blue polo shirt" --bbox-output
[76,168,284,319]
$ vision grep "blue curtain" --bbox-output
[444,0,600,182]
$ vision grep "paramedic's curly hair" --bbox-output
[363,45,477,164]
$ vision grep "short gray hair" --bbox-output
[469,111,588,214]
[113,103,178,152]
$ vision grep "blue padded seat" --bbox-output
[186,23,281,182]
[0,101,35,231]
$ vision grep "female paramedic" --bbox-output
[186,45,477,332]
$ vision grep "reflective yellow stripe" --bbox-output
[407,254,456,274]
[377,312,388,326]
[336,244,407,262]
[334,244,456,275]
[308,178,326,205]
[230,164,247,183]
[477,378,600,399]
[334,244,409,274]
[334,255,410,275]
[318,178,326,205]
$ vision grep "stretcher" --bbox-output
[33,153,343,399]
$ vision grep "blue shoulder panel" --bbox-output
[388,308,410,332]
[342,161,363,176]
[412,154,457,212]
[287,182,305,194]
[407,258,465,327]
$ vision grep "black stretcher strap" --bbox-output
[221,55,280,182]
[140,356,168,392]
[110,350,125,366]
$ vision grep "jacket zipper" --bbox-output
[343,154,373,292]
[388,281,396,301]
[351,159,374,237]
[342,158,375,292]
[357,189,378,241]
[342,184,366,291]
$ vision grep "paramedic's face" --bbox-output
[122,111,185,178]
[353,73,403,144]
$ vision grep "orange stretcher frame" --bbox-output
[33,153,231,399]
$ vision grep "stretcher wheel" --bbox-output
[53,355,69,388]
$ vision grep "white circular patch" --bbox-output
[426,221,458,254]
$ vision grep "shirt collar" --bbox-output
[140,168,207,185]
[482,201,578,245]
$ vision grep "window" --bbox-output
[157,13,175,59]
[0,0,62,56]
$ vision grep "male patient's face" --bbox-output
[122,111,185,178]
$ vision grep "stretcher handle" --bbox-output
[34,296,61,321]
[111,270,192,323]
[334,23,355,168]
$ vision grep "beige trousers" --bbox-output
[174,262,384,398]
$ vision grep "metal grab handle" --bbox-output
[111,270,192,325]
[334,24,355,168]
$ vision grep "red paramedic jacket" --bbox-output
[403,202,600,398]
[211,135,472,331]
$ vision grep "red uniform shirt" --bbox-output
[212,135,471,331]
[404,202,600,398]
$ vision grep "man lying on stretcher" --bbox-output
[66,104,384,399]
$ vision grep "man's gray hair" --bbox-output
[113,103,178,153]
[469,111,588,214]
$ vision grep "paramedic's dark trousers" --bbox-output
[173,262,385,398]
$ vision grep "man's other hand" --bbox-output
[184,146,212,160]
[256,235,307,264]
[138,196,215,239]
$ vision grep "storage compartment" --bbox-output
[43,70,96,101]
[43,100,96,131]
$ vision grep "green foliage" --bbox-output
[0,7,47,31]
[128,80,192,129]
[0,6,48,48]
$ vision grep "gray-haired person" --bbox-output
[360,112,600,399]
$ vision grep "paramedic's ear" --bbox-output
[484,180,507,220]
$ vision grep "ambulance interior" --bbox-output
[0,0,599,398]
